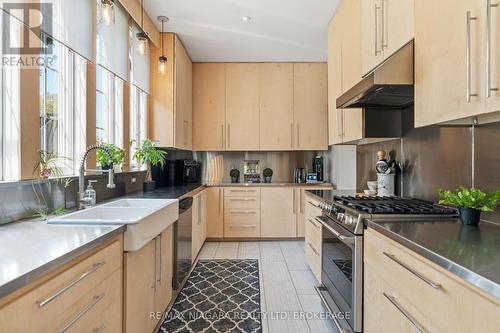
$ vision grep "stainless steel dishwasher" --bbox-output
[173,197,193,290]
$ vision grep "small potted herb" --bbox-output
[230,168,240,183]
[133,140,167,192]
[263,168,273,183]
[438,187,500,226]
[96,143,124,172]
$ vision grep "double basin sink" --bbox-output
[48,199,179,251]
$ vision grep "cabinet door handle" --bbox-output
[218,189,222,214]
[381,0,387,48]
[159,235,163,284]
[383,252,442,289]
[292,189,296,214]
[296,124,300,148]
[227,124,231,148]
[383,293,429,333]
[307,242,320,256]
[375,4,382,55]
[487,0,499,97]
[466,11,478,102]
[58,293,105,333]
[300,190,304,213]
[37,261,105,308]
[291,123,294,148]
[221,124,225,149]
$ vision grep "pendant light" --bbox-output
[136,0,149,55]
[157,16,169,74]
[100,0,115,26]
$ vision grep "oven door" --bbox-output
[318,215,363,333]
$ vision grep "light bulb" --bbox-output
[137,32,149,55]
[101,0,115,26]
[158,56,168,74]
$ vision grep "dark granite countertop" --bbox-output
[124,183,204,200]
[367,219,500,299]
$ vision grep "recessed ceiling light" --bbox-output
[241,16,252,22]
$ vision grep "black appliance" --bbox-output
[313,156,325,182]
[173,197,193,290]
[174,160,200,184]
[310,192,458,333]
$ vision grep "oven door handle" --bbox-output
[316,217,356,246]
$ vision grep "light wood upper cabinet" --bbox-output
[362,0,414,76]
[206,187,224,238]
[261,187,296,238]
[225,63,260,151]
[259,63,294,151]
[193,63,226,151]
[174,36,193,150]
[414,0,500,127]
[150,34,192,149]
[293,63,328,151]
[328,14,343,146]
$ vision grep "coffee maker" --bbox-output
[174,160,201,184]
[313,156,325,182]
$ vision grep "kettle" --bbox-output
[294,168,306,183]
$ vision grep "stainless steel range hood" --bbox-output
[337,42,414,109]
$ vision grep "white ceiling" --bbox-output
[144,0,341,62]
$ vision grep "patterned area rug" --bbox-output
[159,260,262,333]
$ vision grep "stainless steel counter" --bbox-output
[0,221,125,299]
[205,182,334,187]
[367,219,500,299]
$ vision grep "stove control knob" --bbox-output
[346,216,354,225]
[337,212,344,221]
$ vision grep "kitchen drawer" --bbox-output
[365,228,500,333]
[0,239,122,332]
[224,224,261,238]
[82,297,122,333]
[364,262,438,333]
[224,187,261,197]
[304,196,322,220]
[304,216,322,250]
[224,209,260,226]
[224,196,260,210]
[305,238,321,282]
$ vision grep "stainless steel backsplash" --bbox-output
[356,109,500,224]
[194,151,327,183]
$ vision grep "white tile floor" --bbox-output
[196,241,339,333]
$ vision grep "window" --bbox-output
[39,36,88,175]
[95,65,124,148]
[129,85,148,169]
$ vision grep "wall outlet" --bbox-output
[131,177,137,184]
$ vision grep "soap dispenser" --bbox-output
[83,180,98,207]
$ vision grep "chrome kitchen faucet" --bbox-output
[78,144,116,209]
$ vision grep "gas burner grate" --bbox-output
[333,195,457,215]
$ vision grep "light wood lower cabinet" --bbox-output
[206,187,224,238]
[297,187,331,237]
[224,189,261,238]
[192,190,207,261]
[0,237,123,333]
[364,228,500,333]
[125,226,173,333]
[261,187,296,238]
[304,193,322,281]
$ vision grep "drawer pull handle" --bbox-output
[230,210,257,215]
[308,201,320,208]
[229,225,256,229]
[230,189,256,193]
[58,293,105,333]
[383,252,441,289]
[93,325,106,333]
[230,198,257,202]
[383,293,428,333]
[308,242,320,256]
[37,261,105,308]
[307,218,320,229]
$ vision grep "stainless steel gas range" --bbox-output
[309,191,457,333]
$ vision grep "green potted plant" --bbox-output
[33,150,69,179]
[230,168,240,183]
[263,168,273,183]
[96,143,124,172]
[133,140,167,192]
[438,187,500,226]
